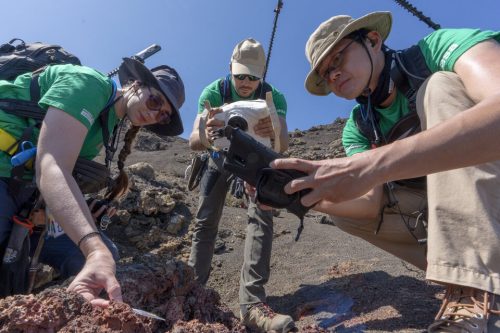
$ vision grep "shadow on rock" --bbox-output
[268,270,443,332]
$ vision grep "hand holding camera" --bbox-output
[199,93,282,152]
[222,126,312,220]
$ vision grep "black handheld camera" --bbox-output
[221,126,312,220]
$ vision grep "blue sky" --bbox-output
[4,0,499,139]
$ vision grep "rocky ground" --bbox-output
[0,119,444,332]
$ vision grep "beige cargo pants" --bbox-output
[333,72,500,295]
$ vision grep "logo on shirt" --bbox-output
[439,43,459,70]
[80,109,95,126]
[345,144,364,155]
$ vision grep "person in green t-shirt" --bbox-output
[188,38,294,333]
[0,58,185,305]
[271,12,500,331]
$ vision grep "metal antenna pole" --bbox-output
[262,0,283,81]
[393,0,441,30]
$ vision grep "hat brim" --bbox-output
[232,62,264,79]
[118,58,183,136]
[305,12,392,96]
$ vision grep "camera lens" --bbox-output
[227,115,248,131]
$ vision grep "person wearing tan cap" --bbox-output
[271,11,500,332]
[188,38,294,332]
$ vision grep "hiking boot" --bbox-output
[428,285,500,333]
[240,302,295,333]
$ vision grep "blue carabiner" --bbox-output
[11,141,37,167]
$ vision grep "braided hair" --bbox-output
[104,125,140,200]
[104,81,143,200]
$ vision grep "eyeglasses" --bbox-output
[318,37,358,83]
[146,87,171,124]
[233,74,261,81]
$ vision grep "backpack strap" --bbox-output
[0,66,48,121]
[257,82,273,99]
[219,75,233,104]
[391,44,432,112]
[98,79,118,169]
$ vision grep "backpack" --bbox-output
[0,38,81,81]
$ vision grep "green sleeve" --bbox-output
[342,105,370,156]
[197,79,224,113]
[269,85,287,118]
[38,65,111,130]
[418,28,500,72]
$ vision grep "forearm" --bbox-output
[370,94,500,185]
[37,162,108,257]
[313,185,383,219]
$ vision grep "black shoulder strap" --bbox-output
[0,68,46,120]
[256,81,272,99]
[219,75,232,104]
[6,68,43,193]
[390,44,432,112]
[99,80,118,168]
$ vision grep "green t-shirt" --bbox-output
[342,28,500,156]
[0,64,118,178]
[197,78,287,117]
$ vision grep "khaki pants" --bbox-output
[188,155,274,306]
[334,183,427,270]
[334,72,500,294]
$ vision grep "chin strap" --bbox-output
[354,40,395,148]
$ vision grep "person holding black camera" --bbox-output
[272,12,500,331]
[187,38,294,332]
[0,57,185,305]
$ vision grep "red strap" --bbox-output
[12,215,35,235]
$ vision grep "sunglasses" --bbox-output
[318,36,359,84]
[233,74,261,82]
[146,87,172,124]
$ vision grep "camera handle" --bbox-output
[106,44,161,78]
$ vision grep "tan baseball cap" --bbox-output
[231,38,266,79]
[304,12,392,96]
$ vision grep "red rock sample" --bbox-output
[0,288,151,332]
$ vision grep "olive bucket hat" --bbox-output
[305,11,392,96]
[118,57,185,136]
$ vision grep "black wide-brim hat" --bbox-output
[118,57,184,136]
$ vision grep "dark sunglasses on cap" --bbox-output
[233,74,261,81]
[146,87,172,125]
